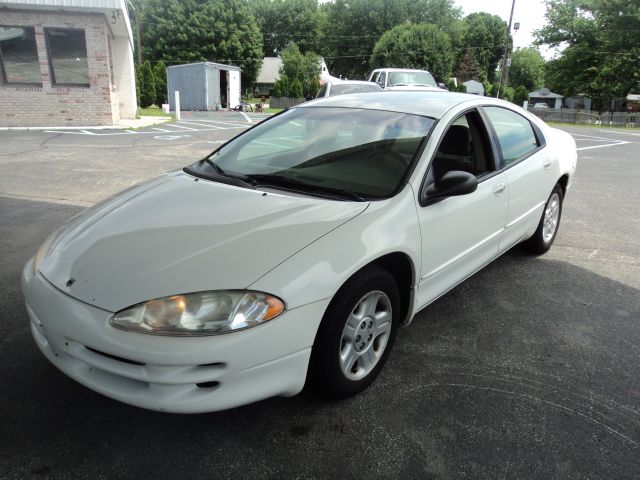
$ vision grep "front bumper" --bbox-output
[22,259,330,413]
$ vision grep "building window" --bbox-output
[0,26,41,85]
[45,28,89,86]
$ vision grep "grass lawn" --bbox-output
[138,107,174,118]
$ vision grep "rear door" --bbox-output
[481,107,557,252]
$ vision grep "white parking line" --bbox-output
[178,121,227,129]
[598,130,640,137]
[152,127,172,132]
[577,141,630,151]
[166,124,198,131]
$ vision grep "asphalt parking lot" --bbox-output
[0,116,639,479]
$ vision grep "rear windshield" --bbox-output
[330,83,381,96]
[203,107,434,198]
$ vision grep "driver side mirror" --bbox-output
[438,82,448,90]
[424,170,477,204]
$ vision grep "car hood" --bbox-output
[38,172,368,312]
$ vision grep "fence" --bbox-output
[269,97,307,109]
[528,108,640,127]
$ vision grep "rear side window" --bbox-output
[377,72,386,87]
[484,107,539,166]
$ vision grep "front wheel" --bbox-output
[523,184,563,254]
[309,266,400,398]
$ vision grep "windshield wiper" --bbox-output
[391,83,408,86]
[203,158,256,190]
[247,173,366,202]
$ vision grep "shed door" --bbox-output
[227,70,241,109]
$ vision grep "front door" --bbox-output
[414,109,508,309]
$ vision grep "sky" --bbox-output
[454,0,555,58]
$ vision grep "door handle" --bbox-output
[493,183,506,196]
[543,159,552,170]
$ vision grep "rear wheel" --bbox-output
[309,266,400,398]
[523,184,563,254]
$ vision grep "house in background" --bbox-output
[529,88,563,109]
[254,56,338,95]
[254,57,281,95]
[463,79,484,95]
[0,0,136,127]
[564,94,592,111]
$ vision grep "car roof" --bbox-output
[300,91,477,119]
[372,68,432,73]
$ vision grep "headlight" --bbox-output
[110,291,285,336]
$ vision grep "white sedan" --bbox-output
[22,92,577,413]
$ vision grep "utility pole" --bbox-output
[496,0,516,99]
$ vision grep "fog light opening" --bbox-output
[196,381,220,389]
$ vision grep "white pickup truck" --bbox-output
[366,68,446,91]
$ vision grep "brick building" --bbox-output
[0,0,136,127]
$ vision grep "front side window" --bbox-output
[427,110,495,186]
[45,28,89,86]
[193,107,434,199]
[484,107,539,166]
[0,26,41,84]
[316,83,328,98]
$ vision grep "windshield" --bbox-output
[330,84,381,96]
[194,107,434,199]
[388,71,436,87]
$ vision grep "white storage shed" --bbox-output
[167,62,241,111]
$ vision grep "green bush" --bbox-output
[153,61,167,106]
[139,60,156,108]
[289,78,303,98]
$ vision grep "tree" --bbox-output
[275,44,320,97]
[289,78,303,98]
[318,0,461,80]
[250,0,324,56]
[461,12,509,82]
[320,0,408,79]
[140,0,263,84]
[509,48,545,91]
[139,60,156,108]
[153,61,167,106]
[370,24,455,81]
[535,0,640,110]
[513,85,529,107]
[455,48,482,82]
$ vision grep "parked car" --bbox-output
[316,80,382,98]
[367,68,446,90]
[22,91,577,413]
[533,102,550,109]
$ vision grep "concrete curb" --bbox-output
[0,116,172,131]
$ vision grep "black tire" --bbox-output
[523,183,564,254]
[309,266,400,399]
